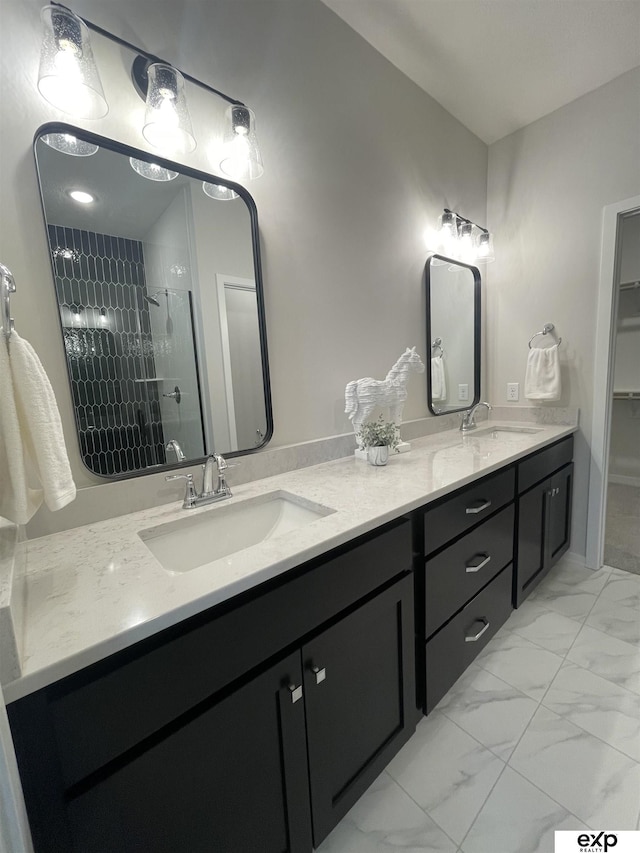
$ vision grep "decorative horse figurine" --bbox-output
[345,347,425,444]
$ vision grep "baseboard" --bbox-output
[608,474,640,488]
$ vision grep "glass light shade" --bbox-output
[202,181,239,201]
[41,132,98,156]
[476,230,495,263]
[431,211,458,264]
[455,221,476,264]
[219,105,264,181]
[129,157,178,182]
[38,6,108,119]
[142,63,196,154]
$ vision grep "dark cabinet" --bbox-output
[9,521,415,853]
[67,652,312,853]
[417,470,516,714]
[304,574,415,845]
[515,437,574,606]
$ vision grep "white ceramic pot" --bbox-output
[367,445,389,466]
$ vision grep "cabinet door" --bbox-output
[302,574,415,847]
[66,652,312,853]
[515,479,548,606]
[547,463,573,567]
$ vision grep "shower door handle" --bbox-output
[163,385,181,404]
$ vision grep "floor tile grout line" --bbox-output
[456,760,512,851]
[387,711,508,849]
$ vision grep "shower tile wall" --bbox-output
[48,224,165,476]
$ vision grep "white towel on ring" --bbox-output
[525,345,561,401]
[0,329,75,524]
[431,355,446,401]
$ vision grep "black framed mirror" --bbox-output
[425,254,481,415]
[34,123,272,479]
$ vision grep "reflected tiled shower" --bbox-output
[48,224,165,476]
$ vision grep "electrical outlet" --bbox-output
[507,382,519,402]
[458,384,469,401]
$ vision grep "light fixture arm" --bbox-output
[443,208,489,235]
[50,1,247,108]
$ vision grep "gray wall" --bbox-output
[0,0,487,533]
[486,67,640,557]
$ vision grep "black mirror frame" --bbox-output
[33,121,273,480]
[425,253,481,416]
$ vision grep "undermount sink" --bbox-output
[471,426,543,437]
[139,490,335,574]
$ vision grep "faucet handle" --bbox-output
[165,473,197,509]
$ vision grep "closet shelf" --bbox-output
[612,390,640,400]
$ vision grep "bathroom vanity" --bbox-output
[3,422,575,852]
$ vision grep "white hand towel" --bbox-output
[431,355,447,401]
[525,345,561,401]
[0,331,76,524]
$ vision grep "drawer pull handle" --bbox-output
[288,683,303,703]
[466,499,492,515]
[465,553,491,573]
[311,665,326,685]
[465,619,490,642]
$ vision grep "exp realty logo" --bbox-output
[555,831,640,853]
[576,833,619,851]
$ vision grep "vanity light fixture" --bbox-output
[37,5,108,119]
[219,105,264,181]
[37,3,264,181]
[129,157,178,182]
[431,209,495,265]
[41,132,98,156]
[141,63,196,155]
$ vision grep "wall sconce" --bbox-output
[36,3,264,181]
[429,209,495,264]
[38,5,108,119]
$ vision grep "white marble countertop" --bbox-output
[3,420,576,703]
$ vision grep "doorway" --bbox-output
[586,195,640,570]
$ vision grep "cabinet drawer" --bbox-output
[518,435,573,494]
[424,467,515,556]
[425,564,513,713]
[424,504,514,638]
[30,520,412,789]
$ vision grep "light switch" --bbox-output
[458,384,469,401]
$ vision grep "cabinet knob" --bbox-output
[311,665,326,685]
[465,553,491,573]
[466,499,492,515]
[288,683,303,703]
[465,619,490,643]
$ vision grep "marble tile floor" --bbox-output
[316,559,640,853]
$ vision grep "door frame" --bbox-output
[586,194,640,569]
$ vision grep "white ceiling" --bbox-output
[320,0,640,144]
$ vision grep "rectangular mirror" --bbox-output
[426,254,481,414]
[34,124,272,478]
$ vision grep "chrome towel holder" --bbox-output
[431,337,444,357]
[1,262,16,340]
[529,323,561,349]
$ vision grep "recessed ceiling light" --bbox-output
[68,189,95,204]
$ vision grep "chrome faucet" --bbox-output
[166,453,234,509]
[460,401,492,432]
[165,439,186,462]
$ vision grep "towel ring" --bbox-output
[1,262,16,340]
[528,323,561,349]
[431,337,444,357]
